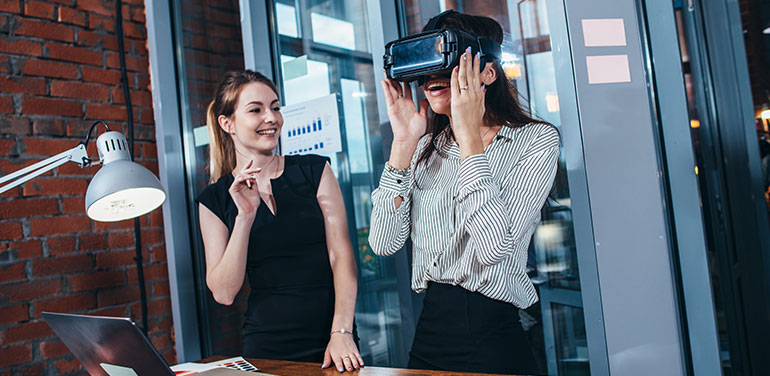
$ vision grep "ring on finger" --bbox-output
[460,86,469,90]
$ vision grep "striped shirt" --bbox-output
[369,122,560,308]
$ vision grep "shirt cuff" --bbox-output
[379,162,412,194]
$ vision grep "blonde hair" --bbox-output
[206,70,279,182]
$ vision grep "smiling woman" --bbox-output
[195,70,363,372]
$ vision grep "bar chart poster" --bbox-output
[280,93,342,156]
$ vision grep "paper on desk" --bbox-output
[170,362,221,373]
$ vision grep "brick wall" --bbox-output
[0,0,174,374]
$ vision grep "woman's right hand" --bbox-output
[228,160,262,216]
[380,78,428,146]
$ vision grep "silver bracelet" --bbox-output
[330,328,352,335]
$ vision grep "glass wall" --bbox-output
[402,1,587,374]
[172,0,247,357]
[269,0,408,366]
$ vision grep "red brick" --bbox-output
[0,116,31,135]
[105,51,147,73]
[32,119,66,135]
[81,66,121,85]
[0,38,43,56]
[22,96,82,117]
[0,75,46,95]
[8,239,43,259]
[33,254,93,277]
[0,262,26,283]
[24,1,56,19]
[130,7,145,24]
[2,320,53,345]
[0,221,23,241]
[0,138,15,155]
[85,103,126,122]
[76,0,113,16]
[78,233,106,251]
[45,41,102,66]
[22,59,77,78]
[152,245,166,262]
[107,231,133,249]
[90,306,127,317]
[0,345,32,369]
[120,20,146,40]
[22,177,88,197]
[0,96,12,113]
[67,270,124,291]
[146,297,170,316]
[0,197,58,219]
[15,18,74,43]
[93,219,133,231]
[46,235,77,255]
[29,216,90,236]
[150,332,170,351]
[97,285,139,306]
[61,196,83,214]
[21,138,77,156]
[0,304,29,325]
[89,13,114,32]
[78,30,118,50]
[141,142,158,159]
[96,249,134,268]
[152,280,169,298]
[0,0,20,13]
[34,293,94,316]
[58,7,87,27]
[54,356,81,374]
[51,80,109,101]
[40,339,69,359]
[161,349,176,366]
[0,278,62,302]
[112,88,153,106]
[14,363,46,376]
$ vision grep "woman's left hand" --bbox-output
[322,333,363,372]
[450,47,486,147]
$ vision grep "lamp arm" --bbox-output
[0,144,91,195]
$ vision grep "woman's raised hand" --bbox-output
[228,160,262,215]
[450,47,486,146]
[380,77,429,147]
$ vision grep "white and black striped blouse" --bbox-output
[369,122,560,308]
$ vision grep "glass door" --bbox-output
[268,0,409,366]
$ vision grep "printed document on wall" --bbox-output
[280,93,342,156]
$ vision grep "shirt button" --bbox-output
[396,179,402,184]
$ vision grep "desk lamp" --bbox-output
[0,121,166,220]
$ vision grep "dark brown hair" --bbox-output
[207,70,279,182]
[416,12,542,167]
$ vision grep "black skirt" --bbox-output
[408,282,540,375]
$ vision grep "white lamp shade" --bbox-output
[85,160,166,222]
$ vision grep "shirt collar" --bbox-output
[432,123,517,159]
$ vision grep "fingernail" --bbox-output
[476,51,480,59]
[339,367,344,372]
[482,84,486,90]
[466,46,471,53]
[321,363,326,368]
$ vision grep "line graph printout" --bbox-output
[280,94,342,156]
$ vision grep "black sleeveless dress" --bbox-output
[196,154,336,361]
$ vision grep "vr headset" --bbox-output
[383,10,502,85]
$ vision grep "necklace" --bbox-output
[481,125,497,142]
[258,154,278,174]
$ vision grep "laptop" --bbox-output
[42,312,263,376]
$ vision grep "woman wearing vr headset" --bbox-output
[370,10,559,375]
[196,70,362,372]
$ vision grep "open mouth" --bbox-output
[425,81,450,92]
[257,128,277,136]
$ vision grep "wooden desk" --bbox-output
[200,357,517,376]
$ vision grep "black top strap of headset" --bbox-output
[425,9,457,31]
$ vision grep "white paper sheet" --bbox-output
[582,18,627,47]
[586,55,632,84]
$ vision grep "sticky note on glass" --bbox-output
[586,55,631,84]
[582,19,627,47]
[283,55,308,81]
[193,125,209,147]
